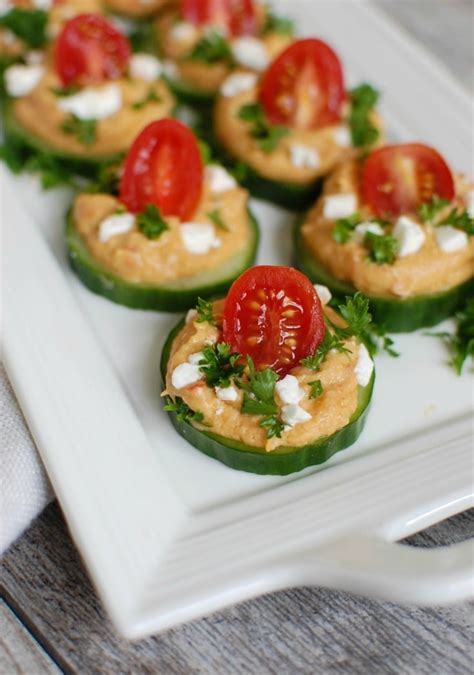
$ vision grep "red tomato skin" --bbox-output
[223,266,325,376]
[180,0,257,37]
[259,38,345,130]
[55,14,131,86]
[362,143,455,218]
[119,119,204,221]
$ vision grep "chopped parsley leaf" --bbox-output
[61,115,97,146]
[348,83,380,148]
[300,330,351,371]
[0,8,47,48]
[238,102,289,153]
[196,297,215,324]
[263,12,295,35]
[309,379,323,400]
[132,87,161,110]
[187,30,233,64]
[364,231,399,264]
[332,213,362,243]
[439,207,474,236]
[417,195,450,222]
[239,358,284,439]
[198,343,245,388]
[428,298,474,375]
[164,396,204,424]
[51,84,81,97]
[207,209,229,231]
[136,204,169,239]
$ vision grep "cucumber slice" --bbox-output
[294,218,474,332]
[66,208,260,311]
[3,100,124,177]
[160,320,374,475]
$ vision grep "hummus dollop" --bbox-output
[164,302,364,452]
[301,160,474,299]
[72,175,254,284]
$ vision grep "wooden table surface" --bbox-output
[1,2,473,673]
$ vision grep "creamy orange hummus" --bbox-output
[154,6,291,95]
[214,86,383,185]
[301,160,474,299]
[163,302,363,452]
[73,176,253,284]
[12,69,175,157]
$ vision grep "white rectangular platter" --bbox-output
[3,0,473,639]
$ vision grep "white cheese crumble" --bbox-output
[185,308,198,323]
[215,384,239,401]
[275,374,305,405]
[129,53,162,81]
[332,125,352,147]
[467,190,474,218]
[220,72,257,97]
[32,0,52,8]
[58,84,122,120]
[98,212,135,242]
[25,51,44,65]
[0,0,12,18]
[170,21,198,43]
[323,193,358,220]
[231,37,269,72]
[435,225,469,253]
[187,351,204,365]
[352,221,384,244]
[289,144,320,170]
[162,60,179,80]
[205,164,237,193]
[354,343,373,387]
[392,215,425,257]
[180,223,221,255]
[281,404,311,428]
[314,284,332,306]
[171,363,203,389]
[4,64,44,97]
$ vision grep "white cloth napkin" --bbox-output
[0,363,54,554]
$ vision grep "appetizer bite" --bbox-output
[295,143,474,332]
[154,0,294,105]
[2,13,175,175]
[67,118,259,310]
[161,266,376,475]
[213,38,382,210]
[0,0,102,64]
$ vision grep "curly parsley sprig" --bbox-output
[0,8,47,48]
[195,298,215,324]
[238,103,289,153]
[136,204,168,239]
[187,30,233,64]
[238,358,285,439]
[427,298,474,375]
[348,83,380,148]
[163,396,204,424]
[198,343,245,388]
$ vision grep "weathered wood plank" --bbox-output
[0,600,61,675]
[2,504,473,675]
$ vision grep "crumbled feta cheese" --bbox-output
[323,193,358,220]
[435,225,469,253]
[275,375,305,405]
[467,190,474,218]
[392,215,425,257]
[0,0,12,18]
[180,223,221,254]
[185,309,198,323]
[58,84,122,120]
[162,60,179,80]
[171,363,203,389]
[352,221,384,244]
[4,64,44,97]
[215,384,239,401]
[170,21,197,43]
[289,144,320,170]
[25,51,44,65]
[187,351,204,365]
[220,72,257,97]
[314,284,332,306]
[231,37,269,72]
[354,344,374,387]
[32,0,52,8]
[332,125,352,147]
[129,53,162,81]
[281,404,311,428]
[205,164,237,193]
[98,212,135,242]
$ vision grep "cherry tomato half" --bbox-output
[362,143,455,218]
[180,0,257,37]
[223,266,325,376]
[259,38,345,130]
[120,119,204,220]
[55,14,130,86]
